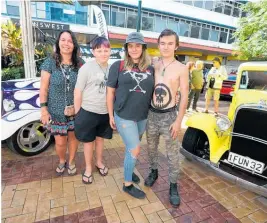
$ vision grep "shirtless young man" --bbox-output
[145,29,189,207]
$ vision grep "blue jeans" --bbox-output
[114,112,147,182]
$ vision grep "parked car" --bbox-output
[1,78,52,156]
[181,61,267,197]
[220,74,237,98]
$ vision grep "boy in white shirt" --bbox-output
[205,57,227,115]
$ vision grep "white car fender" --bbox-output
[1,109,41,140]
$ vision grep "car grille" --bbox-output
[230,107,267,177]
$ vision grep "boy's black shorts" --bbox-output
[74,108,113,143]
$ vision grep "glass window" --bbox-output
[179,21,189,37]
[76,11,87,25]
[63,13,75,23]
[214,2,223,13]
[111,7,125,27]
[239,71,267,91]
[190,25,200,38]
[219,31,227,43]
[241,11,247,17]
[201,27,209,40]
[127,10,137,29]
[204,1,214,10]
[50,2,62,8]
[233,7,240,17]
[31,4,37,17]
[51,7,63,21]
[194,1,204,8]
[142,13,154,31]
[37,10,46,19]
[228,31,235,44]
[36,2,46,10]
[102,8,110,25]
[7,5,19,16]
[155,15,167,33]
[210,29,219,41]
[224,4,232,16]
[183,0,193,6]
[1,1,7,13]
[76,2,87,12]
[168,18,178,33]
[7,1,20,7]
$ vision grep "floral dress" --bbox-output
[40,57,83,135]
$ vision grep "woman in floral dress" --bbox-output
[40,30,84,176]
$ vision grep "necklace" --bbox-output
[97,62,109,80]
[161,58,176,76]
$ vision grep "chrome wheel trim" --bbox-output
[17,122,51,153]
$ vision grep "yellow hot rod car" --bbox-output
[181,61,267,197]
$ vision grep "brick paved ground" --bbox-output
[2,131,267,223]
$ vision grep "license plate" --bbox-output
[228,152,265,174]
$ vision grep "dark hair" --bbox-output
[158,29,179,47]
[53,30,80,69]
[91,36,110,50]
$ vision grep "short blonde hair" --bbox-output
[186,61,195,71]
[196,60,204,69]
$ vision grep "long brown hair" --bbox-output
[124,45,151,71]
[53,30,80,70]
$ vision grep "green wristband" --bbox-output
[40,102,48,107]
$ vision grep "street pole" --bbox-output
[136,0,142,32]
[20,1,36,78]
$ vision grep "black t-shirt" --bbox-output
[107,60,155,121]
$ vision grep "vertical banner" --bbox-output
[91,5,109,40]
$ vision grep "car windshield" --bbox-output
[239,70,267,91]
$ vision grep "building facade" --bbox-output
[1,0,247,70]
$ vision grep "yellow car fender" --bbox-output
[186,113,230,163]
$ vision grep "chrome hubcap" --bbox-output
[17,122,51,153]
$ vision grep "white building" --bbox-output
[1,0,248,70]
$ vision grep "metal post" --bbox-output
[20,1,36,78]
[136,0,142,32]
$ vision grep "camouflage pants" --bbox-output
[146,110,180,183]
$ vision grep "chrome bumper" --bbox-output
[180,147,267,198]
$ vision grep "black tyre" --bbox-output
[182,127,210,159]
[6,121,52,156]
[182,127,201,154]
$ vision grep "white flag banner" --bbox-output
[91,5,109,40]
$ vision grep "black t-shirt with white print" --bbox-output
[107,60,155,121]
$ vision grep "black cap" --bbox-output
[124,32,147,49]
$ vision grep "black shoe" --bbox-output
[123,184,146,199]
[144,169,158,187]
[169,183,180,207]
[132,172,140,184]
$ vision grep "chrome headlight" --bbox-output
[216,116,231,131]
[3,99,15,112]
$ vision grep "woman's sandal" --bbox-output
[67,162,77,176]
[82,171,93,184]
[55,162,66,176]
[95,165,108,176]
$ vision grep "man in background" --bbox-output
[187,60,204,112]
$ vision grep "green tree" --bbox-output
[1,20,53,80]
[1,20,23,66]
[234,0,267,60]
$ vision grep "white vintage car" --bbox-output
[1,78,52,156]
